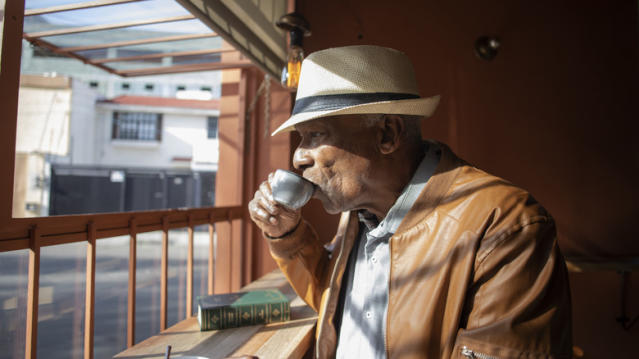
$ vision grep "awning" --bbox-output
[22,0,288,78]
[177,0,288,79]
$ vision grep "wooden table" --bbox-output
[114,270,317,359]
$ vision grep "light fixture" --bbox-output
[475,36,500,61]
[276,13,311,90]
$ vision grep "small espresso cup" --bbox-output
[270,169,316,210]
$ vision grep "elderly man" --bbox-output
[248,46,572,359]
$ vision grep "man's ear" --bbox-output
[377,115,404,155]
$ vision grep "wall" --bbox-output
[94,104,219,170]
[12,153,48,218]
[297,0,639,357]
[13,75,74,217]
[15,75,71,156]
[69,79,100,166]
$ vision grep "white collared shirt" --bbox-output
[335,142,441,359]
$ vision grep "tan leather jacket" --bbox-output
[267,143,572,359]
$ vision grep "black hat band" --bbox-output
[291,92,420,115]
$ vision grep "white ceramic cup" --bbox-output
[270,169,316,209]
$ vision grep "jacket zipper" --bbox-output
[461,346,500,359]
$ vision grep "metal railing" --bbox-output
[0,205,243,359]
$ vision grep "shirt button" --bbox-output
[365,311,372,319]
[371,256,377,263]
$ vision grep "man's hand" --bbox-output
[248,172,301,238]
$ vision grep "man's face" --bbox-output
[293,116,378,214]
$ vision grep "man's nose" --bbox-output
[293,148,313,170]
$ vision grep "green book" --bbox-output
[197,289,290,331]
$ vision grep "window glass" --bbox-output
[40,19,212,50]
[0,249,29,359]
[207,116,218,139]
[192,224,211,314]
[25,0,84,10]
[23,0,192,33]
[168,228,187,327]
[37,242,87,358]
[94,236,129,358]
[134,231,162,342]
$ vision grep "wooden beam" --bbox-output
[24,14,195,38]
[240,68,259,287]
[116,61,252,77]
[0,206,243,253]
[186,216,194,318]
[59,33,217,53]
[208,214,215,295]
[127,219,137,347]
[25,226,40,359]
[0,0,25,227]
[91,48,236,64]
[25,37,118,75]
[160,217,169,330]
[25,0,142,16]
[84,222,97,359]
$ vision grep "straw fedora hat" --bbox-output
[272,45,440,135]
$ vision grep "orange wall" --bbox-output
[295,0,639,357]
[298,0,639,258]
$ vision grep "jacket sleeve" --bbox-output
[266,218,332,312]
[452,217,573,359]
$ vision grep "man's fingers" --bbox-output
[267,172,274,187]
[259,181,276,203]
[256,208,276,224]
[248,174,302,238]
[258,195,279,215]
[248,199,271,224]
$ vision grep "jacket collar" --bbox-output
[392,141,464,236]
[331,142,463,252]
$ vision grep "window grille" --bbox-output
[112,112,162,141]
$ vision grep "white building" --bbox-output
[14,74,220,217]
[13,11,225,217]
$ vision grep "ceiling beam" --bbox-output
[24,14,195,38]
[116,61,253,77]
[25,0,144,16]
[59,33,218,53]
[92,48,237,64]
[26,37,119,75]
